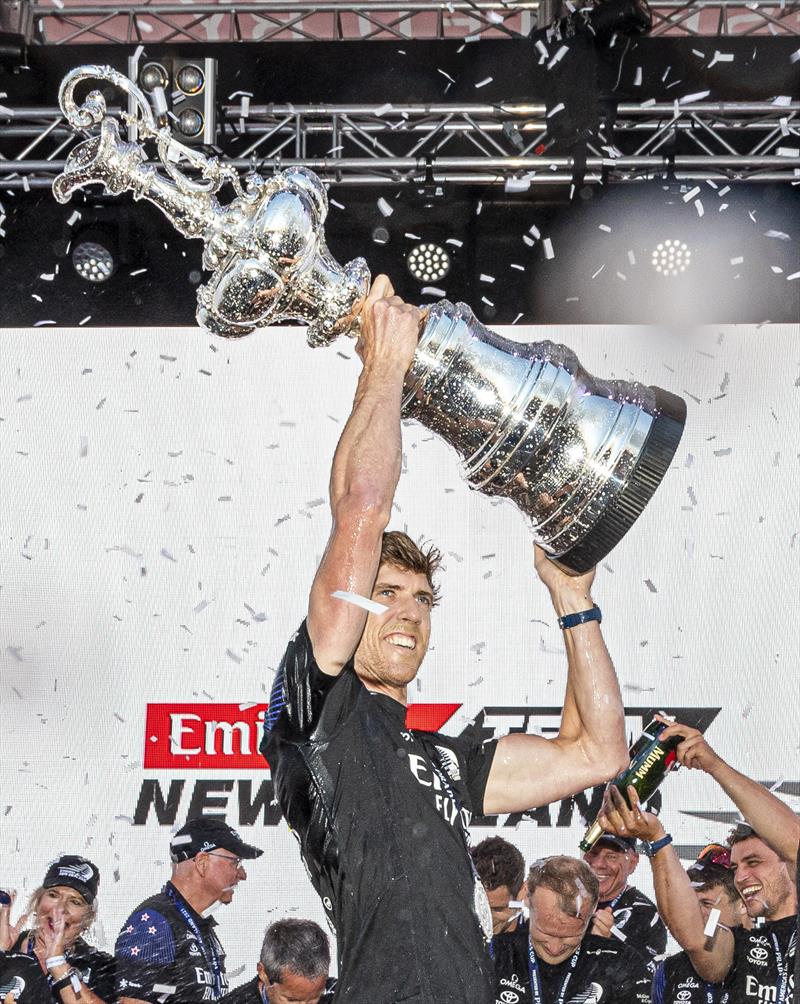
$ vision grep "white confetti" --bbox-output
[421,286,446,297]
[543,237,554,259]
[708,51,734,67]
[633,67,642,86]
[704,908,721,937]
[331,591,388,615]
[374,103,393,116]
[547,45,569,69]
[679,90,711,103]
[786,271,800,281]
[682,186,701,203]
[377,197,394,218]
[479,273,495,284]
[475,77,493,89]
[547,102,565,118]
[695,200,704,217]
[598,224,611,233]
[730,256,744,265]
[505,176,531,193]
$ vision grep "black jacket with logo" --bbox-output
[114,883,227,1004]
[262,620,499,1004]
[493,924,651,1004]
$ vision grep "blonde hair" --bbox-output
[26,886,97,945]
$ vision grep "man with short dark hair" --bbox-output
[471,837,526,938]
[582,832,666,965]
[115,817,262,1004]
[595,719,799,1004]
[262,278,630,1004]
[652,844,748,1004]
[221,919,335,1004]
[492,855,651,1003]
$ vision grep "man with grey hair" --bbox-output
[221,919,335,1004]
[492,855,651,1004]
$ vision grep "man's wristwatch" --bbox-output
[641,833,673,857]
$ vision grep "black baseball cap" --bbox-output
[169,817,263,863]
[592,834,638,854]
[42,855,100,905]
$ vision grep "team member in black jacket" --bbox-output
[583,833,667,967]
[595,719,799,1004]
[493,855,651,1004]
[262,277,630,1004]
[471,837,527,940]
[221,919,335,1004]
[652,844,748,1004]
[115,817,262,1004]
[1,856,114,1004]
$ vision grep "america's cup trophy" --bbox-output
[53,65,686,573]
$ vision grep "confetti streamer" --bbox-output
[331,591,388,615]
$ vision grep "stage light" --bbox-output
[139,62,168,93]
[176,64,204,95]
[72,240,115,283]
[651,240,691,276]
[128,54,217,146]
[407,242,451,283]
[177,108,204,138]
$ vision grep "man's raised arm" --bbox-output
[307,276,421,676]
[483,549,629,814]
[657,720,800,866]
[598,785,735,984]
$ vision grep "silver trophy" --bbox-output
[53,65,685,573]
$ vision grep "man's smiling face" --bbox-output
[354,563,432,698]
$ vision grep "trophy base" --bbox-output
[550,387,687,575]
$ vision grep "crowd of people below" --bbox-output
[1,775,797,1004]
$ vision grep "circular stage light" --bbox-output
[139,62,168,93]
[407,242,451,283]
[177,108,204,138]
[176,64,205,95]
[72,241,115,283]
[651,239,692,276]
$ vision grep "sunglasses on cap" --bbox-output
[696,843,731,869]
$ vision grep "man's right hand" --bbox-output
[356,275,422,378]
[656,718,724,775]
[597,784,666,843]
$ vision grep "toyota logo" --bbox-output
[750,947,769,961]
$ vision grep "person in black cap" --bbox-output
[114,817,262,1004]
[582,831,667,967]
[0,855,115,1004]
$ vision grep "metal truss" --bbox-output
[1,101,798,186]
[28,0,800,42]
[30,1,543,45]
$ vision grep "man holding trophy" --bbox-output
[51,64,689,1004]
[261,274,631,1004]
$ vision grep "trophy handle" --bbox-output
[59,64,156,133]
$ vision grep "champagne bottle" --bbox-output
[579,717,681,852]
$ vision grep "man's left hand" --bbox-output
[590,906,615,939]
[533,544,596,615]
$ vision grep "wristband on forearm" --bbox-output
[51,969,82,997]
[46,955,68,969]
[558,605,602,630]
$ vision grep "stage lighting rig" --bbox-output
[127,53,217,146]
[0,0,34,69]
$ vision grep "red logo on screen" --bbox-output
[143,702,462,770]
